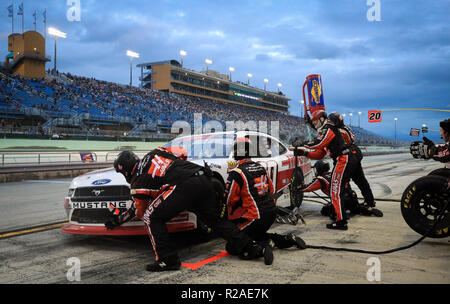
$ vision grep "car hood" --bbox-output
[70,167,129,188]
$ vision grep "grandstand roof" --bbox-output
[136,60,182,68]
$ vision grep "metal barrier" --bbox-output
[0,150,151,167]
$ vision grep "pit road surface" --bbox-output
[0,153,449,284]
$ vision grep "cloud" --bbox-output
[0,0,448,141]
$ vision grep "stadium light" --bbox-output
[229,66,235,81]
[180,50,187,67]
[358,111,362,128]
[277,82,282,93]
[127,50,140,87]
[205,58,212,73]
[300,100,304,117]
[394,117,398,147]
[264,78,269,91]
[349,112,353,126]
[48,27,67,38]
[247,73,253,85]
[48,27,66,75]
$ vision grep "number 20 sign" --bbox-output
[368,110,382,122]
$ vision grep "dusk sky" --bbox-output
[1,0,449,141]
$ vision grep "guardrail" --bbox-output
[0,150,151,167]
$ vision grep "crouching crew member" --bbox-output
[300,160,378,218]
[224,137,306,265]
[106,147,268,272]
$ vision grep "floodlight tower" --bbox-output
[48,27,67,75]
[229,67,235,81]
[179,50,187,67]
[126,50,140,86]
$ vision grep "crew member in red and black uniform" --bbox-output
[294,110,358,230]
[328,112,382,217]
[299,160,368,218]
[105,146,269,271]
[411,118,450,177]
[224,138,306,262]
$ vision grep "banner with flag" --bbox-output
[17,3,23,15]
[33,10,36,30]
[7,4,14,33]
[410,128,420,137]
[7,4,13,17]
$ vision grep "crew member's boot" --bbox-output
[326,219,348,230]
[359,202,383,217]
[146,253,182,272]
[239,241,273,265]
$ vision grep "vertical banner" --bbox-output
[302,74,326,119]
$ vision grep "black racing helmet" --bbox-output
[440,118,450,133]
[114,150,139,183]
[232,137,252,160]
[313,160,330,176]
[328,112,344,127]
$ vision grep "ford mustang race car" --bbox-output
[61,131,313,235]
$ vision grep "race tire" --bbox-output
[428,168,450,179]
[289,168,304,209]
[401,175,450,238]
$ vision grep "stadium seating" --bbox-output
[0,71,402,146]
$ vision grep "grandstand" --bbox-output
[0,70,404,146]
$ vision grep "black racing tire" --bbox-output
[289,168,304,209]
[401,175,450,238]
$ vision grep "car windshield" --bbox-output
[164,134,236,159]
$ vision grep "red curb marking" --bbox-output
[181,250,231,270]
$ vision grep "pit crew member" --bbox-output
[224,137,306,263]
[106,147,269,271]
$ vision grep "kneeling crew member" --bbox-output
[224,137,306,264]
[300,160,373,218]
[106,147,267,271]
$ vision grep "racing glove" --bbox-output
[104,203,137,230]
[293,148,308,157]
[104,204,123,230]
[410,141,432,159]
[423,137,437,157]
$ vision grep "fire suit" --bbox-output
[300,171,361,217]
[303,122,359,222]
[338,125,376,206]
[224,158,298,251]
[429,142,450,177]
[129,147,253,262]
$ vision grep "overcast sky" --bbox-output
[1,0,449,141]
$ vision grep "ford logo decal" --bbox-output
[92,179,111,185]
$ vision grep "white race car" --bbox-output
[61,131,313,235]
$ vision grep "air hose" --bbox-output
[301,196,449,255]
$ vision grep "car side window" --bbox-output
[253,135,276,158]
